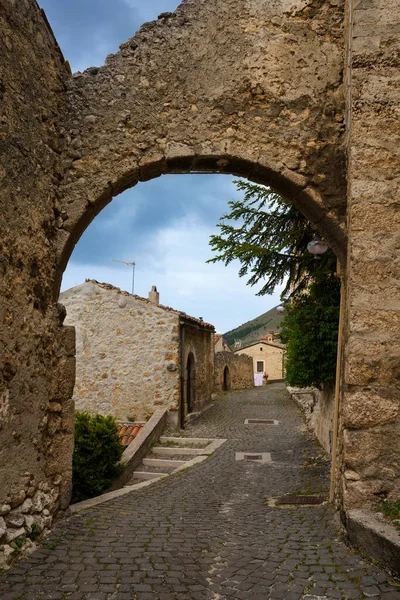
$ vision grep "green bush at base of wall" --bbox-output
[72,411,124,503]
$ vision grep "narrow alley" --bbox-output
[1,384,399,600]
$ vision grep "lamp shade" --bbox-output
[276,306,285,313]
[307,238,329,255]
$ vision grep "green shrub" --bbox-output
[379,499,400,521]
[280,275,340,389]
[72,411,124,503]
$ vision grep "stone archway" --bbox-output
[53,0,348,293]
[0,0,398,568]
[54,154,347,298]
[223,366,231,392]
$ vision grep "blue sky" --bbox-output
[40,0,282,332]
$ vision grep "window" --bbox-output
[260,347,263,351]
[256,361,264,372]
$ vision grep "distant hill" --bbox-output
[224,305,284,348]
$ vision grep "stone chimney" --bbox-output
[148,285,160,305]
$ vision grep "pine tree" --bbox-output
[208,180,336,297]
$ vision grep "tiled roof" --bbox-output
[118,423,143,447]
[80,280,215,330]
[235,339,286,352]
[214,334,222,345]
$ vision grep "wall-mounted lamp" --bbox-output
[276,306,285,313]
[307,237,329,260]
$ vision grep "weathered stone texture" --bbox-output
[338,0,400,510]
[61,280,215,425]
[0,0,73,566]
[0,0,399,570]
[61,281,182,421]
[182,319,215,418]
[287,386,335,455]
[235,342,285,380]
[214,351,253,393]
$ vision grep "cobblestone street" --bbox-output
[1,384,399,600]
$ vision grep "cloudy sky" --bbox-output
[39,0,283,332]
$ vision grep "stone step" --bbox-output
[151,446,204,457]
[136,461,178,474]
[160,436,211,448]
[143,457,187,468]
[131,471,167,480]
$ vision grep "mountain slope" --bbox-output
[224,305,283,348]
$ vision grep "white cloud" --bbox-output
[61,213,283,332]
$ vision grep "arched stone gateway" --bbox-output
[0,0,398,567]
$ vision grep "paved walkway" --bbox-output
[1,384,399,600]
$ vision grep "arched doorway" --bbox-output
[186,352,196,414]
[223,366,231,391]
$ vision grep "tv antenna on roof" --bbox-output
[111,259,135,295]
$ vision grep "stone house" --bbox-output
[234,340,286,381]
[214,334,232,353]
[60,280,215,428]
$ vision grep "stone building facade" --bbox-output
[214,352,254,393]
[0,0,398,568]
[235,341,286,381]
[60,281,215,428]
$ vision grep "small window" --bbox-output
[256,361,264,372]
[260,347,263,351]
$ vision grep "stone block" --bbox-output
[343,391,398,428]
[58,474,73,510]
[346,509,400,576]
[344,425,400,475]
[0,517,6,539]
[349,202,400,234]
[45,433,74,477]
[6,513,25,528]
[60,325,76,357]
[345,352,400,386]
[6,527,25,542]
[50,356,76,401]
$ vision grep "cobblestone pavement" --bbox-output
[1,384,399,600]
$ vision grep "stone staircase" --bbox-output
[125,437,226,485]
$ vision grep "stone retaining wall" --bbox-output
[287,385,335,455]
[214,352,254,393]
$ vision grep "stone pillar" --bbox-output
[341,0,400,510]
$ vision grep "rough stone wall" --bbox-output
[54,0,348,286]
[287,385,335,455]
[1,0,399,571]
[214,352,253,393]
[0,0,74,567]
[235,343,285,380]
[60,281,181,421]
[183,323,215,418]
[338,0,400,510]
